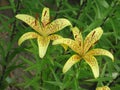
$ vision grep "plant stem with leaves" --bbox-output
[0,0,21,88]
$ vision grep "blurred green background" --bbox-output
[0,0,120,90]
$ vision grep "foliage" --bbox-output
[0,0,120,90]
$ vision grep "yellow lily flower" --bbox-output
[96,86,111,90]
[16,7,71,58]
[53,27,114,78]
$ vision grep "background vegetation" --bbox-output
[0,0,120,90]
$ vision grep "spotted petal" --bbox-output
[63,54,81,73]
[18,32,39,45]
[49,34,68,51]
[53,38,80,54]
[16,14,42,34]
[41,7,50,26]
[45,18,72,35]
[83,55,99,78]
[49,34,63,40]
[86,49,114,61]
[37,36,50,58]
[84,27,103,53]
[72,27,83,53]
[72,27,83,44]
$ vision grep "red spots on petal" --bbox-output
[44,10,47,16]
[31,21,35,26]
[35,20,37,26]
[32,34,35,37]
[94,40,98,45]
[79,42,81,46]
[72,55,80,60]
[92,31,96,37]
[75,35,77,38]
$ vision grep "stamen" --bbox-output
[35,13,39,26]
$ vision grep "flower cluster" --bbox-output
[16,7,71,58]
[16,7,114,84]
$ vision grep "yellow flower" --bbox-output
[53,27,114,78]
[16,7,71,58]
[96,86,111,90]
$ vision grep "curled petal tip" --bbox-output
[87,49,114,62]
[112,58,114,62]
[39,54,44,58]
[62,68,67,74]
[62,55,81,73]
[18,42,21,46]
[37,37,50,58]
[15,14,19,18]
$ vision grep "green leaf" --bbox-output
[20,56,34,65]
[4,64,24,78]
[0,6,13,10]
[86,77,113,82]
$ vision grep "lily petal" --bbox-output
[45,18,72,35]
[83,55,99,78]
[72,27,83,44]
[84,27,103,53]
[72,27,83,53]
[16,14,42,34]
[96,86,110,90]
[52,38,80,54]
[37,36,50,58]
[18,32,39,45]
[63,54,81,73]
[86,49,114,61]
[49,34,63,40]
[49,34,68,51]
[41,7,50,26]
